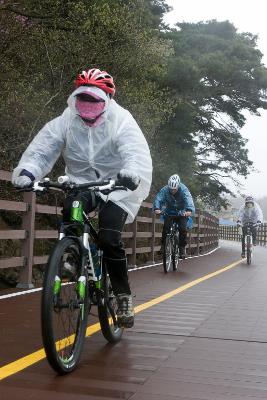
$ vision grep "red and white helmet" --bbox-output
[168,174,180,190]
[75,68,116,97]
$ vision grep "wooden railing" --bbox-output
[0,170,219,288]
[220,224,267,246]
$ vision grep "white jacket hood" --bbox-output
[67,86,111,126]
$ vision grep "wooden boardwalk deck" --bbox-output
[1,241,267,399]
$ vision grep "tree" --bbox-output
[154,20,267,208]
[0,0,173,172]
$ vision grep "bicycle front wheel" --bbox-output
[172,233,179,271]
[163,236,172,273]
[246,236,252,265]
[41,237,89,374]
[98,264,123,343]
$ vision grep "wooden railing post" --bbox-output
[150,212,155,264]
[17,191,36,288]
[197,209,201,255]
[129,218,137,268]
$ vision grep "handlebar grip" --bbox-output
[58,175,70,184]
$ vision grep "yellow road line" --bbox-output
[0,258,242,380]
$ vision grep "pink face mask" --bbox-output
[75,92,106,127]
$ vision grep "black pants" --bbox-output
[242,225,257,251]
[63,192,130,295]
[162,215,188,248]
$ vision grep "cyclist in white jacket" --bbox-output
[237,196,263,257]
[12,68,152,328]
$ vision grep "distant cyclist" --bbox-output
[153,174,195,259]
[237,196,263,258]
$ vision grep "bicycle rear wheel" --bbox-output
[246,236,252,265]
[41,237,89,374]
[163,235,172,273]
[98,264,123,343]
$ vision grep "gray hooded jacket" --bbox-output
[237,202,263,224]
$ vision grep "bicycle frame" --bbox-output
[58,207,105,311]
[242,222,255,265]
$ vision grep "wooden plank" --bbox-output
[33,256,48,265]
[34,230,58,239]
[0,200,27,212]
[0,170,12,181]
[136,232,153,238]
[136,246,152,254]
[141,201,153,209]
[154,245,161,251]
[121,232,133,239]
[35,204,62,214]
[0,230,26,240]
[0,257,24,269]
[18,191,36,288]
[136,216,152,223]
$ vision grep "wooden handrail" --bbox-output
[0,169,219,288]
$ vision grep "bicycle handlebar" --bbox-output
[17,177,127,193]
[158,210,189,217]
[238,222,260,228]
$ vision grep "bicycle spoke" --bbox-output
[98,269,123,342]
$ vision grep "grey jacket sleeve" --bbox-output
[12,111,68,181]
[114,111,152,199]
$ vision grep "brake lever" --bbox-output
[113,186,128,191]
[100,186,128,195]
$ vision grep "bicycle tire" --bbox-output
[172,233,179,271]
[41,237,89,374]
[247,235,252,265]
[98,264,123,343]
[163,235,172,273]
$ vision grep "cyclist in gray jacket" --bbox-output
[237,196,263,257]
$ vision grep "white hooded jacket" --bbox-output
[237,202,263,225]
[12,86,153,223]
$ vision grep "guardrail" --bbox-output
[0,170,219,288]
[220,224,267,246]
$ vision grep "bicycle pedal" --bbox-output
[118,319,134,329]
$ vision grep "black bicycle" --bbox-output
[242,222,258,265]
[22,177,127,374]
[163,217,180,274]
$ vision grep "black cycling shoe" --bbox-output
[116,294,134,328]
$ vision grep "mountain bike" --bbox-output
[22,176,127,374]
[241,222,258,265]
[162,215,180,274]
